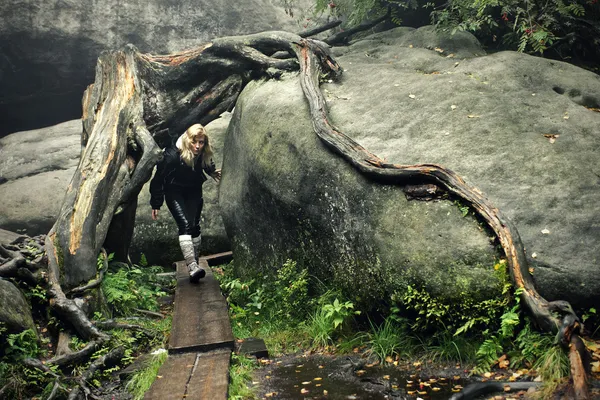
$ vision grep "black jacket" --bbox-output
[149,146,216,209]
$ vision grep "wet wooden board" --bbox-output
[185,349,231,400]
[144,350,231,400]
[143,353,196,400]
[169,260,234,354]
[202,251,233,266]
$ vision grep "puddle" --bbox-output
[254,354,471,399]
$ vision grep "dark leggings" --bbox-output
[165,186,204,236]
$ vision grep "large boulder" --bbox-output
[0,117,230,265]
[219,26,600,308]
[0,120,81,234]
[0,278,37,336]
[0,0,312,136]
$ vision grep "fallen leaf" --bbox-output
[300,388,309,394]
[265,392,277,398]
[314,377,323,381]
[592,361,600,373]
[385,356,394,363]
[467,114,480,118]
[355,370,366,376]
[302,381,311,385]
[323,389,328,395]
[434,47,444,53]
[543,134,560,143]
[316,383,322,387]
[383,375,390,380]
[531,252,537,258]
[432,387,441,391]
[529,267,535,275]
[157,375,163,379]
[409,94,416,99]
[541,228,550,234]
[451,105,457,110]
[446,53,455,58]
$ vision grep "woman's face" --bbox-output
[190,135,205,155]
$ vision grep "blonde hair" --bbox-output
[180,124,214,169]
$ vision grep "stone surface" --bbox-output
[0,228,27,246]
[0,0,314,136]
[219,26,600,307]
[0,116,230,263]
[0,278,37,335]
[0,120,80,234]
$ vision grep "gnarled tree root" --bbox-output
[291,38,590,399]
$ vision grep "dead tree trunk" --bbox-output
[42,30,589,398]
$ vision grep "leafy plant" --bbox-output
[4,329,40,361]
[102,263,167,316]
[366,317,412,361]
[126,350,168,400]
[307,297,360,349]
[228,353,259,400]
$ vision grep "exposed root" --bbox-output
[292,37,590,398]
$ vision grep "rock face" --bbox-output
[219,26,600,308]
[0,0,311,136]
[0,117,230,265]
[0,120,81,234]
[0,278,37,335]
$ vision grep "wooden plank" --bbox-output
[202,251,233,266]
[185,349,231,400]
[169,260,234,354]
[143,353,196,400]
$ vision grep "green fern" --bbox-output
[474,336,503,373]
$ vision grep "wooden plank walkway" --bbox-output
[144,256,234,400]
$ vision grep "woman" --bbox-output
[150,124,221,282]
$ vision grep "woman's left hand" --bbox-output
[211,169,221,182]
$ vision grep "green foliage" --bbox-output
[126,350,168,400]
[307,296,360,350]
[396,261,510,335]
[323,298,359,329]
[228,353,259,400]
[102,262,167,316]
[300,0,599,60]
[0,329,58,399]
[217,259,313,333]
[365,317,413,361]
[4,329,40,361]
[474,335,504,372]
[25,284,48,303]
[426,331,479,364]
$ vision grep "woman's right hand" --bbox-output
[151,209,159,220]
